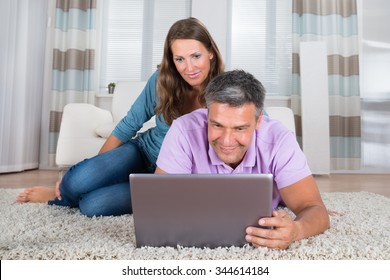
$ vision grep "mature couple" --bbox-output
[17,18,329,250]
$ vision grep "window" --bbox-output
[100,0,292,96]
[228,0,292,95]
[99,0,191,88]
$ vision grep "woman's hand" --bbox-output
[55,180,62,200]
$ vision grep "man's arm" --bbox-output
[245,175,329,249]
[279,175,330,241]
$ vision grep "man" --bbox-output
[155,70,329,249]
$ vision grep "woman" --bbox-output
[16,17,224,217]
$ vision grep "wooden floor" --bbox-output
[0,169,389,198]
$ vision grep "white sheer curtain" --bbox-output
[228,0,292,96]
[359,0,390,172]
[0,0,49,173]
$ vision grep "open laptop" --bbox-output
[130,173,273,248]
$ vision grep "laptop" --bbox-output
[129,173,273,248]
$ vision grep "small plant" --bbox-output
[108,82,116,94]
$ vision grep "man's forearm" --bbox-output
[293,204,330,241]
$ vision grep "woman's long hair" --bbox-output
[156,17,224,125]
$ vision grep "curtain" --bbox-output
[0,0,48,173]
[229,0,292,96]
[292,0,361,170]
[47,0,98,166]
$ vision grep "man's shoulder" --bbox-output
[257,116,295,144]
[174,108,208,130]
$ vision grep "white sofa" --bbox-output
[55,81,154,168]
[55,81,295,169]
[265,106,296,133]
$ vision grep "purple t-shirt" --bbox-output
[157,108,312,208]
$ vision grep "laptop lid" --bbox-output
[130,173,273,249]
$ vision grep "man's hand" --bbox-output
[245,209,299,250]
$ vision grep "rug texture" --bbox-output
[1,189,389,260]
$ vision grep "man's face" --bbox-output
[208,102,261,168]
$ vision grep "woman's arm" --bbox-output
[154,166,168,174]
[99,134,124,154]
[111,71,159,143]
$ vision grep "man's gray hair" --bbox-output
[204,70,266,119]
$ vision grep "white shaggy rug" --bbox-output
[1,189,389,260]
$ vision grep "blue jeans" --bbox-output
[48,140,154,217]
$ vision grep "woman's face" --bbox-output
[171,39,213,90]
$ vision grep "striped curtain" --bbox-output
[48,0,97,165]
[292,0,361,170]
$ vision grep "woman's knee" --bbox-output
[78,183,132,217]
[60,162,91,195]
[60,153,114,195]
